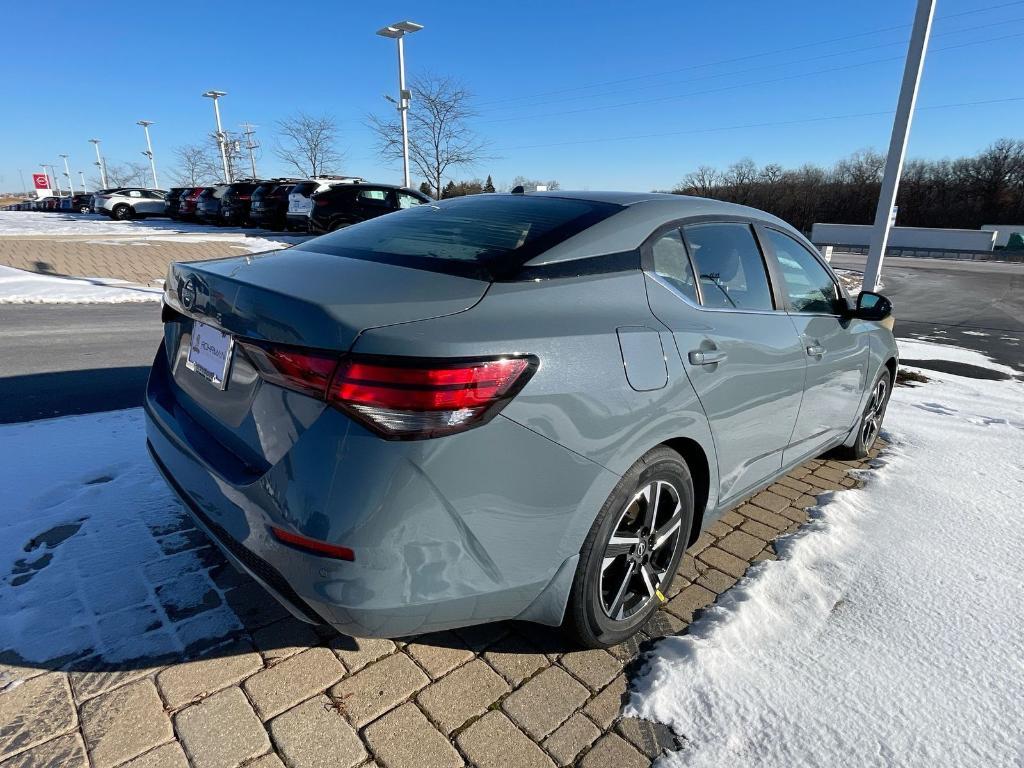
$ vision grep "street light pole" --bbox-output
[137,120,160,188]
[202,90,231,183]
[89,139,108,188]
[60,154,75,195]
[376,20,423,189]
[79,172,88,193]
[18,169,27,198]
[862,0,935,293]
[44,164,62,196]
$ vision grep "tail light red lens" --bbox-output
[271,526,354,561]
[313,197,329,206]
[238,342,537,439]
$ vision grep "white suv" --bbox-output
[96,188,168,220]
[286,176,362,231]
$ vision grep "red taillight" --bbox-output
[239,342,536,439]
[313,197,329,206]
[239,342,337,398]
[271,526,354,561]
[328,357,536,438]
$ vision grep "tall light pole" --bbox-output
[202,90,231,183]
[89,139,108,188]
[18,169,28,198]
[79,171,88,192]
[863,0,935,293]
[376,20,423,189]
[137,120,160,188]
[60,154,75,195]
[43,164,62,195]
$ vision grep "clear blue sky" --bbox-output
[3,0,1023,193]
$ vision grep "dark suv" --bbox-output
[308,183,430,234]
[165,187,189,219]
[250,180,299,230]
[197,184,230,224]
[220,180,264,226]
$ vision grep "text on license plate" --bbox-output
[186,321,233,389]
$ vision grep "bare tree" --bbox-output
[172,143,219,186]
[96,162,150,188]
[368,74,488,198]
[676,165,719,196]
[274,112,344,178]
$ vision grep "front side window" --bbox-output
[764,228,840,314]
[650,228,698,304]
[683,223,774,311]
[358,189,389,205]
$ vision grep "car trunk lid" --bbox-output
[161,248,489,471]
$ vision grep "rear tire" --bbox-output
[111,204,132,221]
[835,367,892,459]
[564,446,694,648]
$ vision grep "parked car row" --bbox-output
[3,176,433,231]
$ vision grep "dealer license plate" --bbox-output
[186,321,233,390]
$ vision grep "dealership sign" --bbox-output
[32,173,51,198]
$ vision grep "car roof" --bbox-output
[518,191,805,266]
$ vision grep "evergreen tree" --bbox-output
[442,180,457,199]
[418,181,433,198]
[483,175,496,193]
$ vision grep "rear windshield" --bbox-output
[296,195,622,279]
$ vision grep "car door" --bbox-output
[136,190,166,214]
[644,220,807,504]
[758,226,869,464]
[355,187,397,222]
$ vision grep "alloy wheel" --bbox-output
[861,377,888,447]
[599,480,684,621]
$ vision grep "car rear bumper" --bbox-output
[144,341,617,637]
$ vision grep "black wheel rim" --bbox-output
[600,480,684,621]
[861,377,888,447]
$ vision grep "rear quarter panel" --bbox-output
[352,269,721,513]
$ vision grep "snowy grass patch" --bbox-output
[0,265,162,304]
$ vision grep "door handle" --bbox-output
[806,344,826,357]
[689,350,727,366]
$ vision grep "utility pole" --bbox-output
[863,0,935,293]
[60,154,75,195]
[202,90,231,183]
[240,122,259,178]
[18,169,27,198]
[89,139,108,188]
[137,120,160,188]
[44,164,62,195]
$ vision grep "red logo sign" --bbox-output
[33,173,50,189]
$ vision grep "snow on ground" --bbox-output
[0,211,300,245]
[0,211,306,254]
[0,265,162,303]
[629,341,1024,766]
[0,410,241,678]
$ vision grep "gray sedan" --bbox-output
[145,191,897,647]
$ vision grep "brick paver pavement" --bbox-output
[0,235,290,285]
[0,446,885,767]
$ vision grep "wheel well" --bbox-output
[884,356,897,382]
[662,437,710,546]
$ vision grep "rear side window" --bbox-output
[651,229,698,304]
[298,195,622,279]
[683,223,774,311]
[764,228,841,314]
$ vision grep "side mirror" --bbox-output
[855,291,892,321]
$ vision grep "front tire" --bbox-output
[111,204,132,221]
[836,368,892,459]
[564,446,694,648]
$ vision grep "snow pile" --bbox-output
[629,341,1024,766]
[0,265,162,303]
[0,410,241,672]
[0,211,292,240]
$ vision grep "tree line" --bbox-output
[670,139,1024,232]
